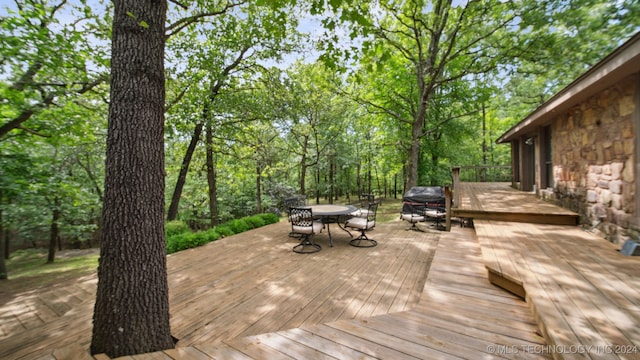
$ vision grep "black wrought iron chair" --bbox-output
[290,207,323,253]
[400,203,427,232]
[344,201,378,247]
[285,195,308,238]
[350,193,375,218]
[284,197,300,238]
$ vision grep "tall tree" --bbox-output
[92,0,305,355]
[331,0,530,189]
[164,1,301,221]
[0,0,108,139]
[166,47,249,221]
[91,0,173,357]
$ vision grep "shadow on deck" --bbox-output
[456,182,640,360]
[1,215,547,359]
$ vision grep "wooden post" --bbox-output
[444,185,452,231]
[452,166,461,208]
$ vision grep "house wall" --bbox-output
[545,75,638,244]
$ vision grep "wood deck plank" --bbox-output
[3,217,548,360]
[472,217,640,359]
[277,327,379,360]
[232,248,361,338]
[326,319,460,359]
[387,235,436,313]
[379,311,547,360]
[298,323,424,360]
[223,336,296,360]
[354,236,422,318]
[454,182,579,225]
[523,224,640,353]
[162,346,213,360]
[250,332,336,360]
[192,342,254,360]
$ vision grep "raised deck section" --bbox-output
[459,182,640,359]
[476,221,640,360]
[453,182,579,225]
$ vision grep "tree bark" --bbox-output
[47,197,60,264]
[0,191,7,280]
[167,122,203,221]
[299,135,309,195]
[256,166,263,213]
[91,0,174,357]
[205,124,218,227]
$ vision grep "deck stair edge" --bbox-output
[474,219,640,360]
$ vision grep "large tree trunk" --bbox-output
[328,153,335,204]
[406,111,424,189]
[47,197,60,264]
[299,135,309,195]
[256,166,263,213]
[167,122,203,221]
[205,124,218,227]
[91,1,174,357]
[0,191,7,280]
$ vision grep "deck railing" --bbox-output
[456,165,511,182]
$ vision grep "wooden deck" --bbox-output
[458,182,640,360]
[453,182,579,225]
[485,221,640,360]
[0,218,547,359]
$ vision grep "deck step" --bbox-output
[475,220,640,360]
[474,220,526,298]
[453,182,579,225]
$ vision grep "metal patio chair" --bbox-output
[290,207,323,253]
[344,201,378,247]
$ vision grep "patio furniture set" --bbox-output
[285,194,379,253]
[399,186,447,231]
[286,187,447,254]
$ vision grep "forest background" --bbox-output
[1,0,639,264]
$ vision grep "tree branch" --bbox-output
[165,1,247,38]
[16,125,51,138]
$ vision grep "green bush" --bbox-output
[166,233,190,254]
[245,215,266,228]
[201,228,221,242]
[166,220,189,237]
[166,213,280,254]
[214,224,234,237]
[227,219,251,234]
[259,212,280,224]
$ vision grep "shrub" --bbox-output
[166,213,280,254]
[166,233,190,254]
[202,228,221,243]
[227,219,251,234]
[214,224,234,237]
[166,220,189,237]
[245,215,266,229]
[259,212,280,224]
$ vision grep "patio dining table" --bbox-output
[306,204,357,247]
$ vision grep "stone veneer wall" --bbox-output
[549,76,637,244]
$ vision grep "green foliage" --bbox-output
[214,225,235,237]
[165,221,190,237]
[245,215,266,228]
[2,0,637,254]
[226,219,251,234]
[259,212,280,224]
[165,213,280,254]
